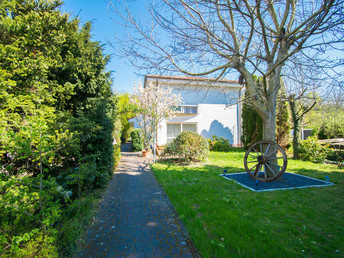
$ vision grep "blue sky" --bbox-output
[60,0,145,93]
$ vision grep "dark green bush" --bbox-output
[299,136,330,163]
[162,131,209,162]
[326,149,344,163]
[316,113,344,139]
[208,135,231,152]
[131,129,143,151]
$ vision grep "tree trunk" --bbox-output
[289,96,301,159]
[293,121,301,159]
[261,112,277,177]
[244,71,280,177]
[262,112,276,142]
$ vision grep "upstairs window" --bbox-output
[174,105,197,114]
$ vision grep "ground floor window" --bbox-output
[167,123,197,143]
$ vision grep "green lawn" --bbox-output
[152,150,344,257]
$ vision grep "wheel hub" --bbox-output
[257,155,267,164]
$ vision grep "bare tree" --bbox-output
[109,0,343,139]
[109,0,344,174]
[288,94,316,159]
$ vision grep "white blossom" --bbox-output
[132,82,182,149]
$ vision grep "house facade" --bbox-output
[144,75,244,146]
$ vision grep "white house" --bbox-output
[144,75,244,146]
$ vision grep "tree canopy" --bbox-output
[109,0,344,142]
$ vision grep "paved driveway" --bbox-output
[79,145,199,257]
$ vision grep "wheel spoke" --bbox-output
[263,165,267,178]
[264,143,271,156]
[252,147,260,156]
[246,160,259,164]
[249,163,259,172]
[266,149,278,158]
[267,156,285,160]
[260,143,263,156]
[248,153,259,159]
[254,164,260,176]
[266,161,280,168]
[266,161,280,167]
[265,163,277,175]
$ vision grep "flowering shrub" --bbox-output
[208,135,231,152]
[162,131,209,162]
[299,136,330,163]
[132,83,181,150]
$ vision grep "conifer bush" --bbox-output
[131,129,143,151]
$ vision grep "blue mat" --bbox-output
[221,172,333,192]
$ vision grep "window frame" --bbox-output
[175,105,198,114]
[166,122,198,143]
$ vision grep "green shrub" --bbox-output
[299,136,330,163]
[113,144,121,169]
[326,149,344,163]
[316,113,344,139]
[208,135,231,152]
[131,129,143,151]
[162,131,209,162]
[57,191,102,257]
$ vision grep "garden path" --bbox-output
[79,143,198,257]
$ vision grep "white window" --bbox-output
[183,124,197,132]
[166,123,197,143]
[175,105,198,114]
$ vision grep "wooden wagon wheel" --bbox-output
[244,140,287,182]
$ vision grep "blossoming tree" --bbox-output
[132,82,181,159]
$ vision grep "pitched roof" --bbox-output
[144,74,240,85]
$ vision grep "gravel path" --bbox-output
[79,144,199,257]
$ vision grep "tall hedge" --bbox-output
[0,1,120,256]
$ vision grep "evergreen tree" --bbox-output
[241,89,263,149]
[276,86,291,149]
[0,1,119,255]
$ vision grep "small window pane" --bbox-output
[184,106,197,114]
[183,124,196,132]
[167,124,181,138]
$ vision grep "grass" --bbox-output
[152,150,344,257]
[57,188,106,257]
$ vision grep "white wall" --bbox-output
[144,77,243,146]
[157,104,239,145]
